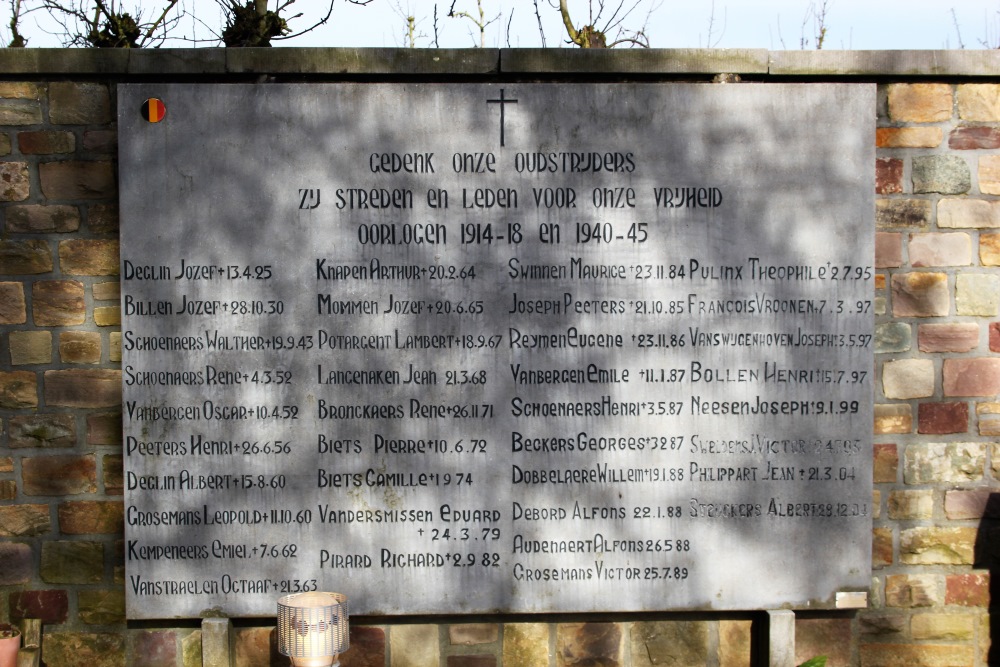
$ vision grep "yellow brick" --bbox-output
[876,126,943,148]
[910,613,975,640]
[980,155,1000,195]
[888,83,953,122]
[94,306,120,327]
[958,84,1000,121]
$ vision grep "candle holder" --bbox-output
[277,592,349,667]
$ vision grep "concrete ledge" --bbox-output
[770,50,1000,76]
[0,48,129,74]
[225,48,499,74]
[0,47,998,78]
[128,49,227,75]
[501,48,769,74]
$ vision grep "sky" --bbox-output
[7,0,1000,50]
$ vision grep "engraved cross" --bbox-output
[487,88,518,147]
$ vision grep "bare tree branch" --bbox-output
[36,0,185,47]
[433,3,439,48]
[7,0,34,46]
[950,8,965,49]
[142,0,180,44]
[703,0,725,48]
[448,0,499,48]
[558,0,653,48]
[533,0,547,47]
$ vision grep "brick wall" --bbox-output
[0,51,998,667]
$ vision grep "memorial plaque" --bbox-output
[119,83,874,618]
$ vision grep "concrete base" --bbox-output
[201,618,233,667]
[755,610,795,667]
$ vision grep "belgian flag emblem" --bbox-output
[141,98,166,123]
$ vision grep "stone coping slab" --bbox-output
[225,47,500,74]
[0,47,998,77]
[770,49,1000,76]
[499,48,769,73]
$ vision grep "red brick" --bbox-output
[0,370,37,408]
[22,454,96,495]
[131,630,176,667]
[559,623,622,667]
[450,624,499,645]
[44,369,121,408]
[0,281,26,323]
[58,500,124,534]
[944,489,992,520]
[795,619,851,667]
[87,412,122,446]
[0,239,52,274]
[875,232,902,268]
[918,402,968,434]
[9,590,69,623]
[946,573,990,606]
[83,130,116,153]
[103,454,123,495]
[0,542,32,584]
[87,203,118,233]
[943,358,1000,396]
[909,232,971,267]
[0,504,50,536]
[234,627,281,666]
[949,126,1000,149]
[891,272,949,317]
[9,413,76,448]
[32,280,85,326]
[876,158,903,194]
[860,643,973,667]
[39,160,116,200]
[991,323,1000,352]
[448,657,496,667]
[342,626,386,667]
[919,323,979,353]
[17,130,74,154]
[5,204,80,232]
